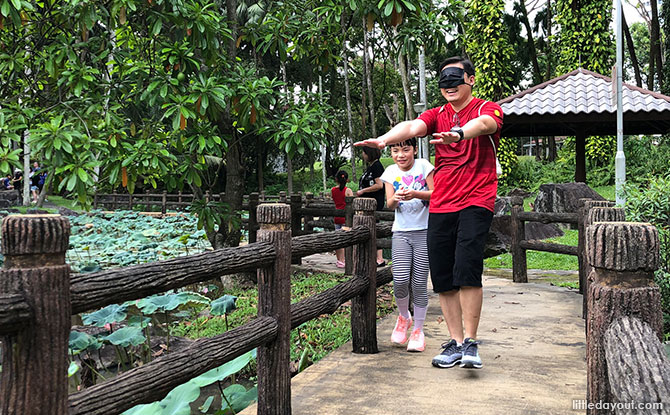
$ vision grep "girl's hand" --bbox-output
[395,188,411,201]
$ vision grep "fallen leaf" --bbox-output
[510,326,518,330]
[504,301,520,305]
[436,316,444,324]
[491,328,497,333]
[494,354,501,359]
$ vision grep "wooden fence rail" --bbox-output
[510,196,620,286]
[0,198,389,414]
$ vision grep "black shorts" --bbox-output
[427,206,493,292]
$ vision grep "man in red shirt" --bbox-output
[355,56,503,369]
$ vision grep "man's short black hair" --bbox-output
[439,56,475,77]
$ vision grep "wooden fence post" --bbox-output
[93,193,98,209]
[351,197,378,354]
[344,195,355,276]
[578,199,615,295]
[303,193,314,234]
[581,205,624,320]
[279,191,287,204]
[161,191,167,215]
[256,204,292,414]
[128,193,133,210]
[585,221,662,414]
[510,196,527,283]
[0,214,71,414]
[290,193,302,265]
[248,192,259,243]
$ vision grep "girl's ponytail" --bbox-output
[335,170,348,191]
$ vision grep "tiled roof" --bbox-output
[497,68,670,136]
[498,68,670,116]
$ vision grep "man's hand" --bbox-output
[356,189,365,197]
[430,131,461,145]
[353,138,386,149]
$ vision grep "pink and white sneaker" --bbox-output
[336,260,345,268]
[407,328,425,352]
[391,314,412,344]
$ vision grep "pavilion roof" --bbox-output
[497,68,670,137]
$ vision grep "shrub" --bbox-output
[625,173,670,335]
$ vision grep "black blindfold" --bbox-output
[439,67,466,89]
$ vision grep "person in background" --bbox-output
[357,146,386,267]
[331,170,354,268]
[381,137,434,352]
[12,169,22,204]
[30,161,41,203]
[2,174,13,190]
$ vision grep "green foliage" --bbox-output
[464,0,514,102]
[625,173,670,274]
[555,0,614,75]
[122,350,257,415]
[136,292,210,315]
[82,303,128,327]
[585,135,615,167]
[210,295,238,316]
[624,135,670,185]
[463,0,516,182]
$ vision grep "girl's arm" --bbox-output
[345,188,354,197]
[385,182,402,210]
[405,171,434,201]
[356,177,383,196]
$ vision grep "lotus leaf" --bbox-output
[210,295,237,316]
[103,326,146,347]
[82,303,127,327]
[69,330,102,354]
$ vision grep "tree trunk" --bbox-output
[548,135,557,161]
[287,155,293,195]
[362,16,376,138]
[520,0,542,83]
[36,172,53,208]
[341,16,356,183]
[623,13,643,88]
[650,0,663,91]
[257,135,264,192]
[545,0,552,80]
[398,53,415,121]
[221,0,242,248]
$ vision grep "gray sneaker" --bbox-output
[431,339,462,368]
[460,338,482,369]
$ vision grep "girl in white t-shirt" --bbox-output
[380,137,434,352]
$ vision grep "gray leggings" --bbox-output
[391,229,429,308]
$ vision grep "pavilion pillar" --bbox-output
[575,131,587,183]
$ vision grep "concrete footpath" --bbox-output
[243,257,586,415]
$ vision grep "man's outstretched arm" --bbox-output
[354,119,428,149]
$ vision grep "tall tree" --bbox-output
[464,0,516,179]
[555,0,614,75]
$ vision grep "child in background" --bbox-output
[331,170,353,268]
[380,138,434,352]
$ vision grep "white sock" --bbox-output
[395,295,410,319]
[412,306,427,331]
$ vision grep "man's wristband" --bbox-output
[450,126,464,142]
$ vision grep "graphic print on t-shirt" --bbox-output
[392,172,429,213]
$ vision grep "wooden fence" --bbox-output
[0,198,394,414]
[511,197,669,413]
